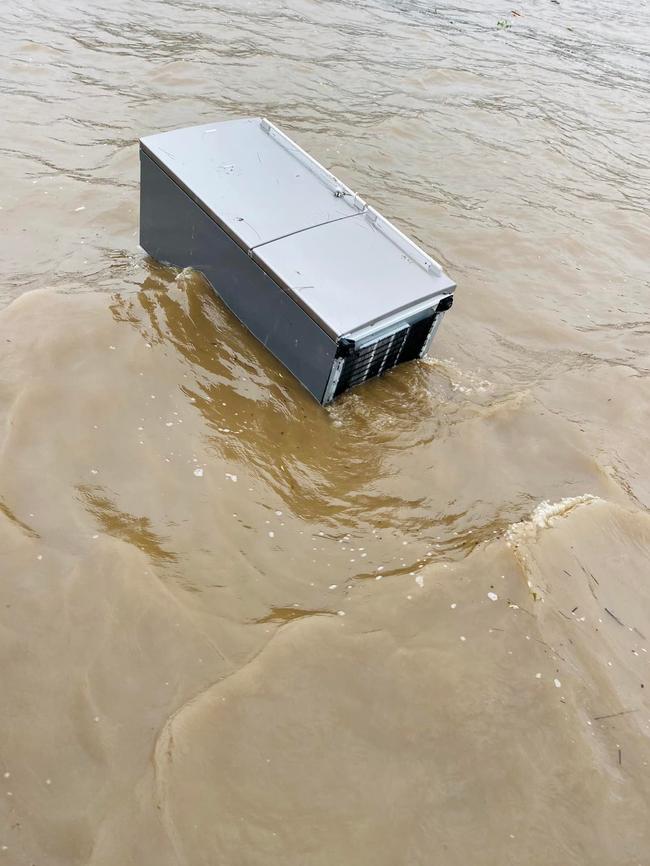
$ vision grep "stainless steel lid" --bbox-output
[140,117,364,250]
[141,117,455,338]
[253,208,455,337]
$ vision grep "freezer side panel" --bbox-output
[139,149,337,403]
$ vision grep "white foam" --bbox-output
[506,495,599,546]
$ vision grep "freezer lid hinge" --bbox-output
[336,337,357,359]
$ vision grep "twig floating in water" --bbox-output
[593,709,638,721]
[604,607,625,627]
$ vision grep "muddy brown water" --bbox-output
[1,1,650,864]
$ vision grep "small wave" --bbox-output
[505,495,600,599]
[507,494,599,540]
[422,354,494,394]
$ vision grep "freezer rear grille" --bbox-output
[333,312,436,398]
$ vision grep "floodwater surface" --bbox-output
[1,1,650,864]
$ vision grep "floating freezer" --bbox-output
[139,117,455,404]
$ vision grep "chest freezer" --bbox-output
[139,117,455,404]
